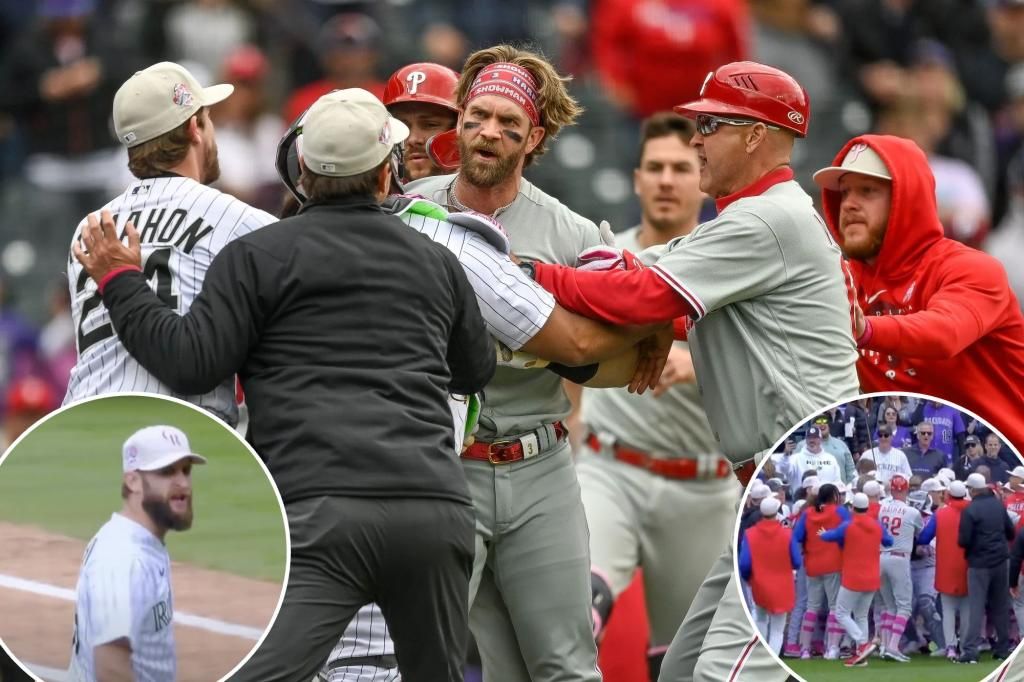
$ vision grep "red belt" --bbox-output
[462,421,567,464]
[586,434,732,481]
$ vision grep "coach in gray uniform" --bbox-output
[567,113,738,681]
[407,45,614,682]
[528,61,860,681]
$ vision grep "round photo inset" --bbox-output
[0,394,288,682]
[734,392,1024,682]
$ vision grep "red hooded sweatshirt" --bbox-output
[934,497,970,596]
[820,135,1024,452]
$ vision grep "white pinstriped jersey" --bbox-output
[323,605,398,682]
[879,498,923,555]
[68,514,175,682]
[859,447,913,485]
[65,176,276,425]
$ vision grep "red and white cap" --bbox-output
[889,474,910,492]
[812,142,892,191]
[123,425,207,473]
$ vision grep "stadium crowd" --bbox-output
[3,0,1024,429]
[740,396,1024,668]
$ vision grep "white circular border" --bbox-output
[0,391,292,682]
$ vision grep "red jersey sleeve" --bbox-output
[532,262,695,325]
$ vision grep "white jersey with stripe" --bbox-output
[323,604,397,680]
[879,498,923,555]
[395,205,555,350]
[64,176,276,425]
[67,514,176,682]
[859,447,913,485]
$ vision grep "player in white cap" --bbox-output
[68,426,207,682]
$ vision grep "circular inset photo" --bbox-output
[734,392,1024,681]
[0,394,288,682]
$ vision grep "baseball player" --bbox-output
[520,60,860,681]
[863,479,883,518]
[739,497,801,655]
[68,426,207,682]
[918,478,971,659]
[65,62,276,426]
[859,424,913,486]
[819,492,894,667]
[382,62,459,181]
[1005,466,1024,533]
[876,474,924,661]
[792,483,850,659]
[568,112,738,681]
[905,478,945,655]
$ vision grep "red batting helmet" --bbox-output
[890,475,910,492]
[383,63,459,113]
[674,61,810,137]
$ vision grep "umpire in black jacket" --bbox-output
[957,472,1016,663]
[74,89,495,682]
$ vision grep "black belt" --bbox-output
[325,653,398,671]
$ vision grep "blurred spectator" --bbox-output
[0,0,139,214]
[408,0,544,70]
[0,277,45,407]
[283,13,385,123]
[792,426,843,486]
[904,421,945,478]
[955,434,984,481]
[875,405,912,449]
[834,398,873,456]
[590,0,749,120]
[797,415,855,484]
[968,434,1012,484]
[38,279,75,396]
[874,394,915,426]
[210,45,285,212]
[859,424,912,486]
[972,0,1024,111]
[2,375,56,451]
[162,0,257,78]
[988,64,1024,304]
[919,400,966,466]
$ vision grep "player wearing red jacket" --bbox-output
[814,135,1024,452]
[917,479,971,659]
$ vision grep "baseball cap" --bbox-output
[801,475,820,490]
[1010,466,1024,480]
[5,376,57,414]
[122,426,208,473]
[760,497,781,517]
[948,480,968,498]
[965,435,981,446]
[813,142,892,191]
[863,480,883,497]
[937,467,956,483]
[766,478,785,492]
[890,474,909,492]
[966,472,988,490]
[806,426,822,439]
[301,89,409,178]
[922,478,946,492]
[750,483,770,500]
[113,62,234,148]
[852,493,870,510]
[223,45,269,82]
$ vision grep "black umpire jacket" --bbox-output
[101,194,495,505]
[958,489,1016,569]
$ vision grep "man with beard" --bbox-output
[68,425,206,682]
[813,135,1024,453]
[64,62,276,427]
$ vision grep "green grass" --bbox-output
[784,651,1003,681]
[0,396,287,583]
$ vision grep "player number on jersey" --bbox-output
[881,515,902,535]
[76,247,180,353]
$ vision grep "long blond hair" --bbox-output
[455,45,583,167]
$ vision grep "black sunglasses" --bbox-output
[695,113,780,136]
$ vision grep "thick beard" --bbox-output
[142,480,193,532]
[839,221,886,260]
[457,136,521,188]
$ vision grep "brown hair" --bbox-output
[638,112,695,164]
[127,107,208,179]
[454,44,583,167]
[300,158,387,202]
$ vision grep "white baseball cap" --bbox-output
[852,492,870,510]
[801,475,820,490]
[937,468,956,483]
[812,142,892,191]
[948,480,968,498]
[750,483,770,500]
[1010,466,1024,480]
[113,62,233,148]
[966,472,988,490]
[760,497,782,517]
[863,480,883,497]
[123,425,208,473]
[301,88,409,178]
[922,478,947,492]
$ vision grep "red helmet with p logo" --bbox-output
[674,61,810,137]
[383,62,459,113]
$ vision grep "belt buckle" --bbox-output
[486,438,518,464]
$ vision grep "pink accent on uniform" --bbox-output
[647,645,669,656]
[826,612,844,651]
[878,611,891,649]
[798,611,817,652]
[592,607,604,641]
[888,614,908,653]
[465,62,541,126]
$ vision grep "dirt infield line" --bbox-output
[0,573,262,640]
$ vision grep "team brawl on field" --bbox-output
[1,7,1024,682]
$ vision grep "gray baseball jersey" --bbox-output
[879,498,922,554]
[637,179,860,459]
[405,173,603,438]
[68,514,176,682]
[65,176,276,425]
[580,227,719,456]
